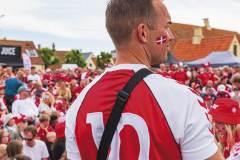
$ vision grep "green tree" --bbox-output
[37,48,59,68]
[64,49,86,67]
[96,51,112,69]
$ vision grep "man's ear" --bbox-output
[137,23,148,43]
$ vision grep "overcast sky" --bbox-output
[0,0,239,54]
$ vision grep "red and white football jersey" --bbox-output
[66,64,217,160]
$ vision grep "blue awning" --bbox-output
[186,51,240,67]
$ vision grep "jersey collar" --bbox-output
[105,64,148,72]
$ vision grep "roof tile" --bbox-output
[170,23,240,61]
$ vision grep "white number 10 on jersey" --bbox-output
[86,112,150,160]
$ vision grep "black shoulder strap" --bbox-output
[97,68,153,160]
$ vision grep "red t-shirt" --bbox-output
[72,86,84,100]
[42,73,52,81]
[37,125,54,142]
[197,72,215,86]
[173,71,188,84]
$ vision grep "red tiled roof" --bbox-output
[0,39,44,65]
[54,51,69,63]
[30,57,44,65]
[170,23,240,61]
[171,23,240,40]
[172,35,234,61]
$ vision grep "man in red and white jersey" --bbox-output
[66,0,224,159]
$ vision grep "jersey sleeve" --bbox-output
[180,91,218,160]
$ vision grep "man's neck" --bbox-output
[115,44,151,68]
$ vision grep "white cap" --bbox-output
[217,84,226,92]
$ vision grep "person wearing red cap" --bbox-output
[209,98,240,159]
[12,116,28,141]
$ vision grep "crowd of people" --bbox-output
[0,63,239,159]
[0,66,98,160]
[155,63,240,159]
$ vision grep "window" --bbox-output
[233,45,238,56]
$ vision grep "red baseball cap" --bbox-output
[209,98,240,124]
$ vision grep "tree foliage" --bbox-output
[37,48,59,68]
[96,51,112,69]
[64,49,86,67]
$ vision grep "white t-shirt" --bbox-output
[23,139,49,160]
[12,98,39,117]
[27,74,41,83]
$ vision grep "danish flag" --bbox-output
[156,35,167,45]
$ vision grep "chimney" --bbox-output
[37,44,41,49]
[192,27,204,44]
[203,18,211,30]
